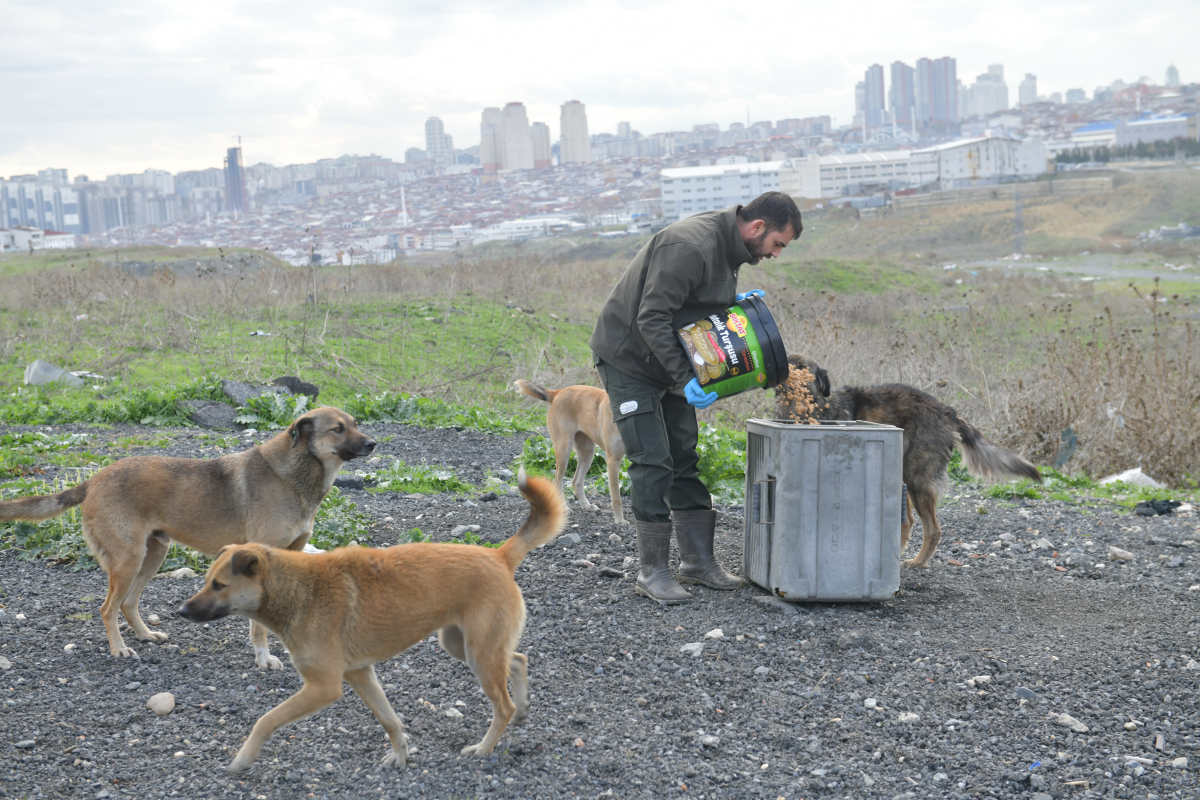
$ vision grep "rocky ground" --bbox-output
[2,421,1199,800]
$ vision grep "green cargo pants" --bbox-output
[596,361,712,524]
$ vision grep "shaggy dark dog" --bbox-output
[777,354,1041,567]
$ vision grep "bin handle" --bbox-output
[752,477,775,525]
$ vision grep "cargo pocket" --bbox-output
[610,396,655,457]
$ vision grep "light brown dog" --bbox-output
[515,380,626,524]
[0,406,376,666]
[178,470,565,774]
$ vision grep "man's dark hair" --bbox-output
[738,191,803,239]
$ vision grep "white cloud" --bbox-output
[0,0,1193,176]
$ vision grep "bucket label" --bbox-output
[678,309,759,391]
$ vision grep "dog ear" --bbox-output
[815,368,831,398]
[290,416,314,448]
[231,550,259,577]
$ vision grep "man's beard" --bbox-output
[745,229,770,263]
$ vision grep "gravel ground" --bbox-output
[2,422,1199,800]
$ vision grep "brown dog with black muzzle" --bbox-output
[0,406,376,666]
[514,379,627,524]
[178,469,565,774]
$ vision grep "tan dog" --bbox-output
[178,470,566,774]
[514,380,626,524]
[0,406,376,665]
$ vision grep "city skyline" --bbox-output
[0,0,1196,177]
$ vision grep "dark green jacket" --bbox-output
[590,206,753,388]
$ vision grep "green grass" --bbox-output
[346,392,541,433]
[0,432,94,476]
[0,244,274,278]
[766,256,942,296]
[0,378,225,426]
[369,459,475,495]
[984,480,1042,500]
[0,294,593,415]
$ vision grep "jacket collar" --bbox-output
[725,205,754,266]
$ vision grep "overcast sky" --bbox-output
[1,0,1194,178]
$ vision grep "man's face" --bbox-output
[744,222,796,262]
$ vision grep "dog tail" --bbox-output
[0,482,88,522]
[497,468,567,573]
[513,380,559,404]
[955,417,1042,484]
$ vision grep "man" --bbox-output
[590,191,803,604]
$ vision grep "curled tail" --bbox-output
[514,380,560,404]
[955,418,1041,483]
[0,482,88,522]
[498,468,567,573]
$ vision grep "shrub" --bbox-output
[0,379,224,427]
[235,392,310,430]
[310,486,373,550]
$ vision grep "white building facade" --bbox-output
[780,151,913,199]
[909,136,1048,189]
[1115,116,1197,147]
[660,162,783,221]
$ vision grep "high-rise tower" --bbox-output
[425,117,454,165]
[480,108,504,174]
[559,100,591,164]
[530,122,552,169]
[500,102,534,171]
[863,64,886,127]
[889,61,915,127]
[223,147,246,213]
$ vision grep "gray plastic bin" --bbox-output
[743,419,904,602]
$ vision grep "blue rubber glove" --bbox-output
[734,289,766,302]
[684,378,718,409]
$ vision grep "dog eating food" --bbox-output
[778,353,1041,567]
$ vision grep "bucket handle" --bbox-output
[752,477,775,525]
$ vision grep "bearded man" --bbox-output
[589,191,803,604]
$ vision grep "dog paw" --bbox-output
[381,749,407,769]
[256,653,284,671]
[512,710,529,727]
[901,558,930,569]
[141,631,169,643]
[226,758,253,775]
[460,743,492,757]
[112,645,140,659]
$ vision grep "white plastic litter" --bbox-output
[1098,467,1164,489]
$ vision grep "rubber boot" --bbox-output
[634,521,693,605]
[674,509,745,590]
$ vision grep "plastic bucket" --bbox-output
[675,294,788,398]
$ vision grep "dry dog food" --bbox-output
[775,366,823,425]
